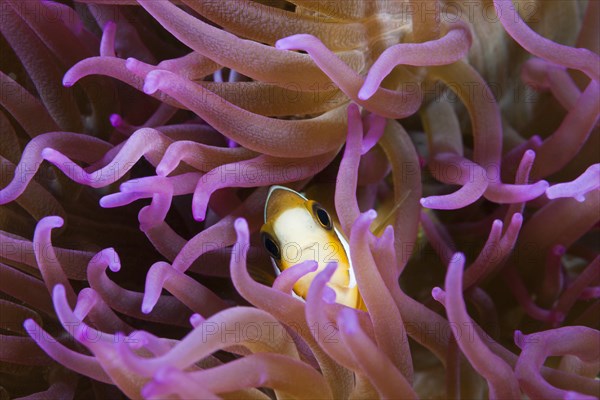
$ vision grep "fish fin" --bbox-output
[372,190,412,236]
[247,264,276,286]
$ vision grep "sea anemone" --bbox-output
[0,0,598,398]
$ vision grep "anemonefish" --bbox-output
[260,185,366,310]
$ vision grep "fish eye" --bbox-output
[261,232,281,260]
[312,203,333,230]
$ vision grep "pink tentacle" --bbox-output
[359,21,472,100]
[41,128,172,188]
[141,261,227,316]
[546,164,600,202]
[272,260,318,294]
[433,254,521,399]
[276,34,423,119]
[337,308,417,399]
[23,319,112,384]
[532,81,600,179]
[0,132,111,204]
[514,327,600,399]
[33,216,78,307]
[100,21,117,58]
[421,153,488,209]
[191,151,335,221]
[493,0,600,81]
[334,103,362,232]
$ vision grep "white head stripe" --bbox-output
[335,227,356,288]
[264,185,308,222]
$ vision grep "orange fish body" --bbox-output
[261,186,365,310]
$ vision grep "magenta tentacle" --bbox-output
[143,353,329,400]
[484,179,548,204]
[138,184,173,232]
[272,260,318,294]
[229,218,353,399]
[552,256,600,326]
[37,1,86,38]
[503,149,538,224]
[501,136,542,182]
[360,113,387,155]
[2,0,598,397]
[117,306,296,377]
[350,210,413,381]
[86,247,192,327]
[23,319,112,384]
[276,34,423,119]
[191,151,335,221]
[0,4,82,132]
[127,331,174,356]
[493,0,600,81]
[359,21,472,100]
[156,141,255,176]
[0,157,66,222]
[539,245,567,305]
[135,0,352,90]
[421,153,488,209]
[142,103,179,128]
[532,81,600,179]
[33,216,78,307]
[142,261,227,316]
[503,266,556,323]
[463,220,503,287]
[170,189,265,273]
[304,263,360,371]
[87,3,155,64]
[514,327,600,399]
[143,69,348,158]
[0,132,111,204]
[142,367,221,400]
[546,164,600,202]
[117,173,201,199]
[433,254,521,399]
[109,113,136,137]
[100,21,117,58]
[464,213,523,289]
[0,263,53,315]
[41,128,172,188]
[6,0,93,67]
[75,287,133,334]
[64,57,180,107]
[337,308,417,399]
[334,103,362,232]
[420,210,456,265]
[429,61,503,172]
[0,232,93,280]
[0,72,59,137]
[521,58,581,111]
